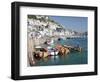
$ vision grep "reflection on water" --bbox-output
[32,51,87,66]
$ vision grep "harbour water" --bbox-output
[33,37,88,66]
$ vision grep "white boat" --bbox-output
[48,50,58,56]
[50,51,55,56]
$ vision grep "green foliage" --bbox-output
[28,15,37,19]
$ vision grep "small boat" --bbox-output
[50,51,55,56]
[48,48,58,56]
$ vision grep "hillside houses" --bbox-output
[27,15,86,39]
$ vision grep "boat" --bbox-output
[47,46,58,56]
[48,50,58,56]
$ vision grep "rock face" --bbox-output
[57,46,70,55]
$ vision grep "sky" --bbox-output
[50,16,88,32]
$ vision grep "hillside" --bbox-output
[27,15,87,39]
[27,15,66,38]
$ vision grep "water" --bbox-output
[33,38,88,66]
